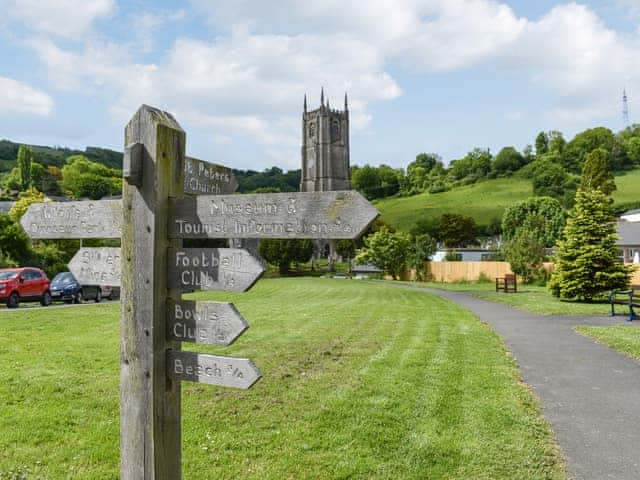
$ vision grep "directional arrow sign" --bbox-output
[167,300,248,346]
[184,156,238,195]
[169,190,378,239]
[69,247,121,286]
[21,200,122,239]
[168,248,264,292]
[167,350,261,389]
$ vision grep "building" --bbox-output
[617,220,640,264]
[301,89,351,264]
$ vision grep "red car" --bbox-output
[0,267,52,308]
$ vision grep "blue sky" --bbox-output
[1,0,640,171]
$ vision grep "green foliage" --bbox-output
[17,145,34,190]
[30,241,74,278]
[528,157,577,207]
[407,234,437,280]
[623,136,640,166]
[438,213,478,247]
[448,148,492,183]
[351,164,402,199]
[492,146,525,176]
[549,189,632,300]
[259,239,313,273]
[235,167,300,193]
[444,250,462,261]
[579,147,616,194]
[535,131,548,155]
[563,127,614,172]
[8,187,45,222]
[501,197,566,248]
[355,227,413,279]
[0,213,31,265]
[502,230,546,283]
[61,155,122,199]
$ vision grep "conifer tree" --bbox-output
[549,188,631,300]
[17,145,34,190]
[579,147,616,194]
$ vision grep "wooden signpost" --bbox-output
[19,104,379,479]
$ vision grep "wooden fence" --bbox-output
[397,261,640,284]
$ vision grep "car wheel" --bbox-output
[7,292,19,308]
[75,290,83,304]
[41,291,52,307]
[95,288,102,303]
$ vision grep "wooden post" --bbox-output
[121,105,185,479]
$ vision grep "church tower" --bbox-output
[300,89,351,191]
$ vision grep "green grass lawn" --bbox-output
[575,325,640,361]
[411,281,611,316]
[0,279,565,479]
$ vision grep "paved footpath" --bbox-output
[381,282,640,480]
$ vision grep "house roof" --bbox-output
[623,208,640,216]
[617,221,640,246]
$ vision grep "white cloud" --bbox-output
[132,9,187,53]
[0,76,53,116]
[0,0,115,38]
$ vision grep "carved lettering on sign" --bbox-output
[69,247,122,286]
[167,350,261,389]
[21,200,122,239]
[167,300,248,346]
[170,191,379,239]
[184,157,238,195]
[167,248,264,292]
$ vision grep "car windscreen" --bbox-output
[52,272,76,284]
[0,271,18,280]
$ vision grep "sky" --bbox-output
[1,0,640,172]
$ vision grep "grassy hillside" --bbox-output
[376,177,533,232]
[0,279,564,479]
[377,169,640,232]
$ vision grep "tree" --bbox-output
[492,146,524,176]
[407,234,436,280]
[579,148,616,195]
[9,187,45,222]
[351,165,381,200]
[448,148,492,183]
[501,197,566,248]
[548,189,632,300]
[535,131,549,156]
[502,229,546,283]
[17,145,34,190]
[355,227,412,279]
[624,136,640,166]
[61,155,121,199]
[438,213,478,247]
[259,239,312,274]
[0,213,31,265]
[529,157,577,207]
[563,127,614,172]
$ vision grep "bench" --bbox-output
[496,273,517,293]
[609,285,640,321]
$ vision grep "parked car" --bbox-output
[102,286,120,300]
[0,267,51,308]
[50,272,104,304]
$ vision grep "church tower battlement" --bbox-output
[300,89,351,192]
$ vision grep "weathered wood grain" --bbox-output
[68,247,121,286]
[169,190,379,239]
[167,248,264,292]
[167,350,261,389]
[167,300,248,346]
[184,156,238,195]
[121,105,184,479]
[20,200,122,239]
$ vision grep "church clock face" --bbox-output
[308,122,315,138]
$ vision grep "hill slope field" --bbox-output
[377,169,640,233]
